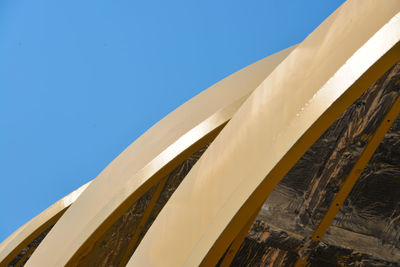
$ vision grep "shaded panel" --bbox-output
[76,184,159,266]
[225,61,400,265]
[230,221,398,267]
[134,144,210,252]
[77,144,209,266]
[230,222,300,267]
[308,242,399,267]
[7,225,54,267]
[319,107,400,263]
[329,115,400,240]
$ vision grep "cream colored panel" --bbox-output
[25,44,294,266]
[0,182,90,266]
[129,1,400,266]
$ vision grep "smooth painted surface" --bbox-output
[0,1,346,243]
[0,182,89,265]
[129,1,400,266]
[25,46,294,266]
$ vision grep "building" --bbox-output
[1,0,400,266]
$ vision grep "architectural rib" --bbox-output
[129,1,400,266]
[295,95,400,266]
[0,182,90,266]
[22,45,294,267]
[2,1,400,266]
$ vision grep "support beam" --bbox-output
[219,204,263,267]
[295,95,400,266]
[25,42,295,267]
[119,176,169,266]
[129,2,400,264]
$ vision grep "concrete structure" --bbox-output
[1,0,400,266]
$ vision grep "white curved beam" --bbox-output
[25,45,294,266]
[128,1,400,266]
[0,182,90,266]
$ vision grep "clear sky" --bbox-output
[0,0,345,242]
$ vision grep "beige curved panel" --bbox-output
[128,1,400,266]
[0,182,90,266]
[25,45,294,266]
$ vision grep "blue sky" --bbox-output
[0,0,345,242]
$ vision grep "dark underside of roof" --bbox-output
[225,61,400,267]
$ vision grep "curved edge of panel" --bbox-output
[128,1,400,266]
[24,45,296,267]
[0,181,90,266]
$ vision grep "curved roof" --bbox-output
[3,1,400,266]
[129,0,400,266]
[22,43,294,266]
[0,182,90,266]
